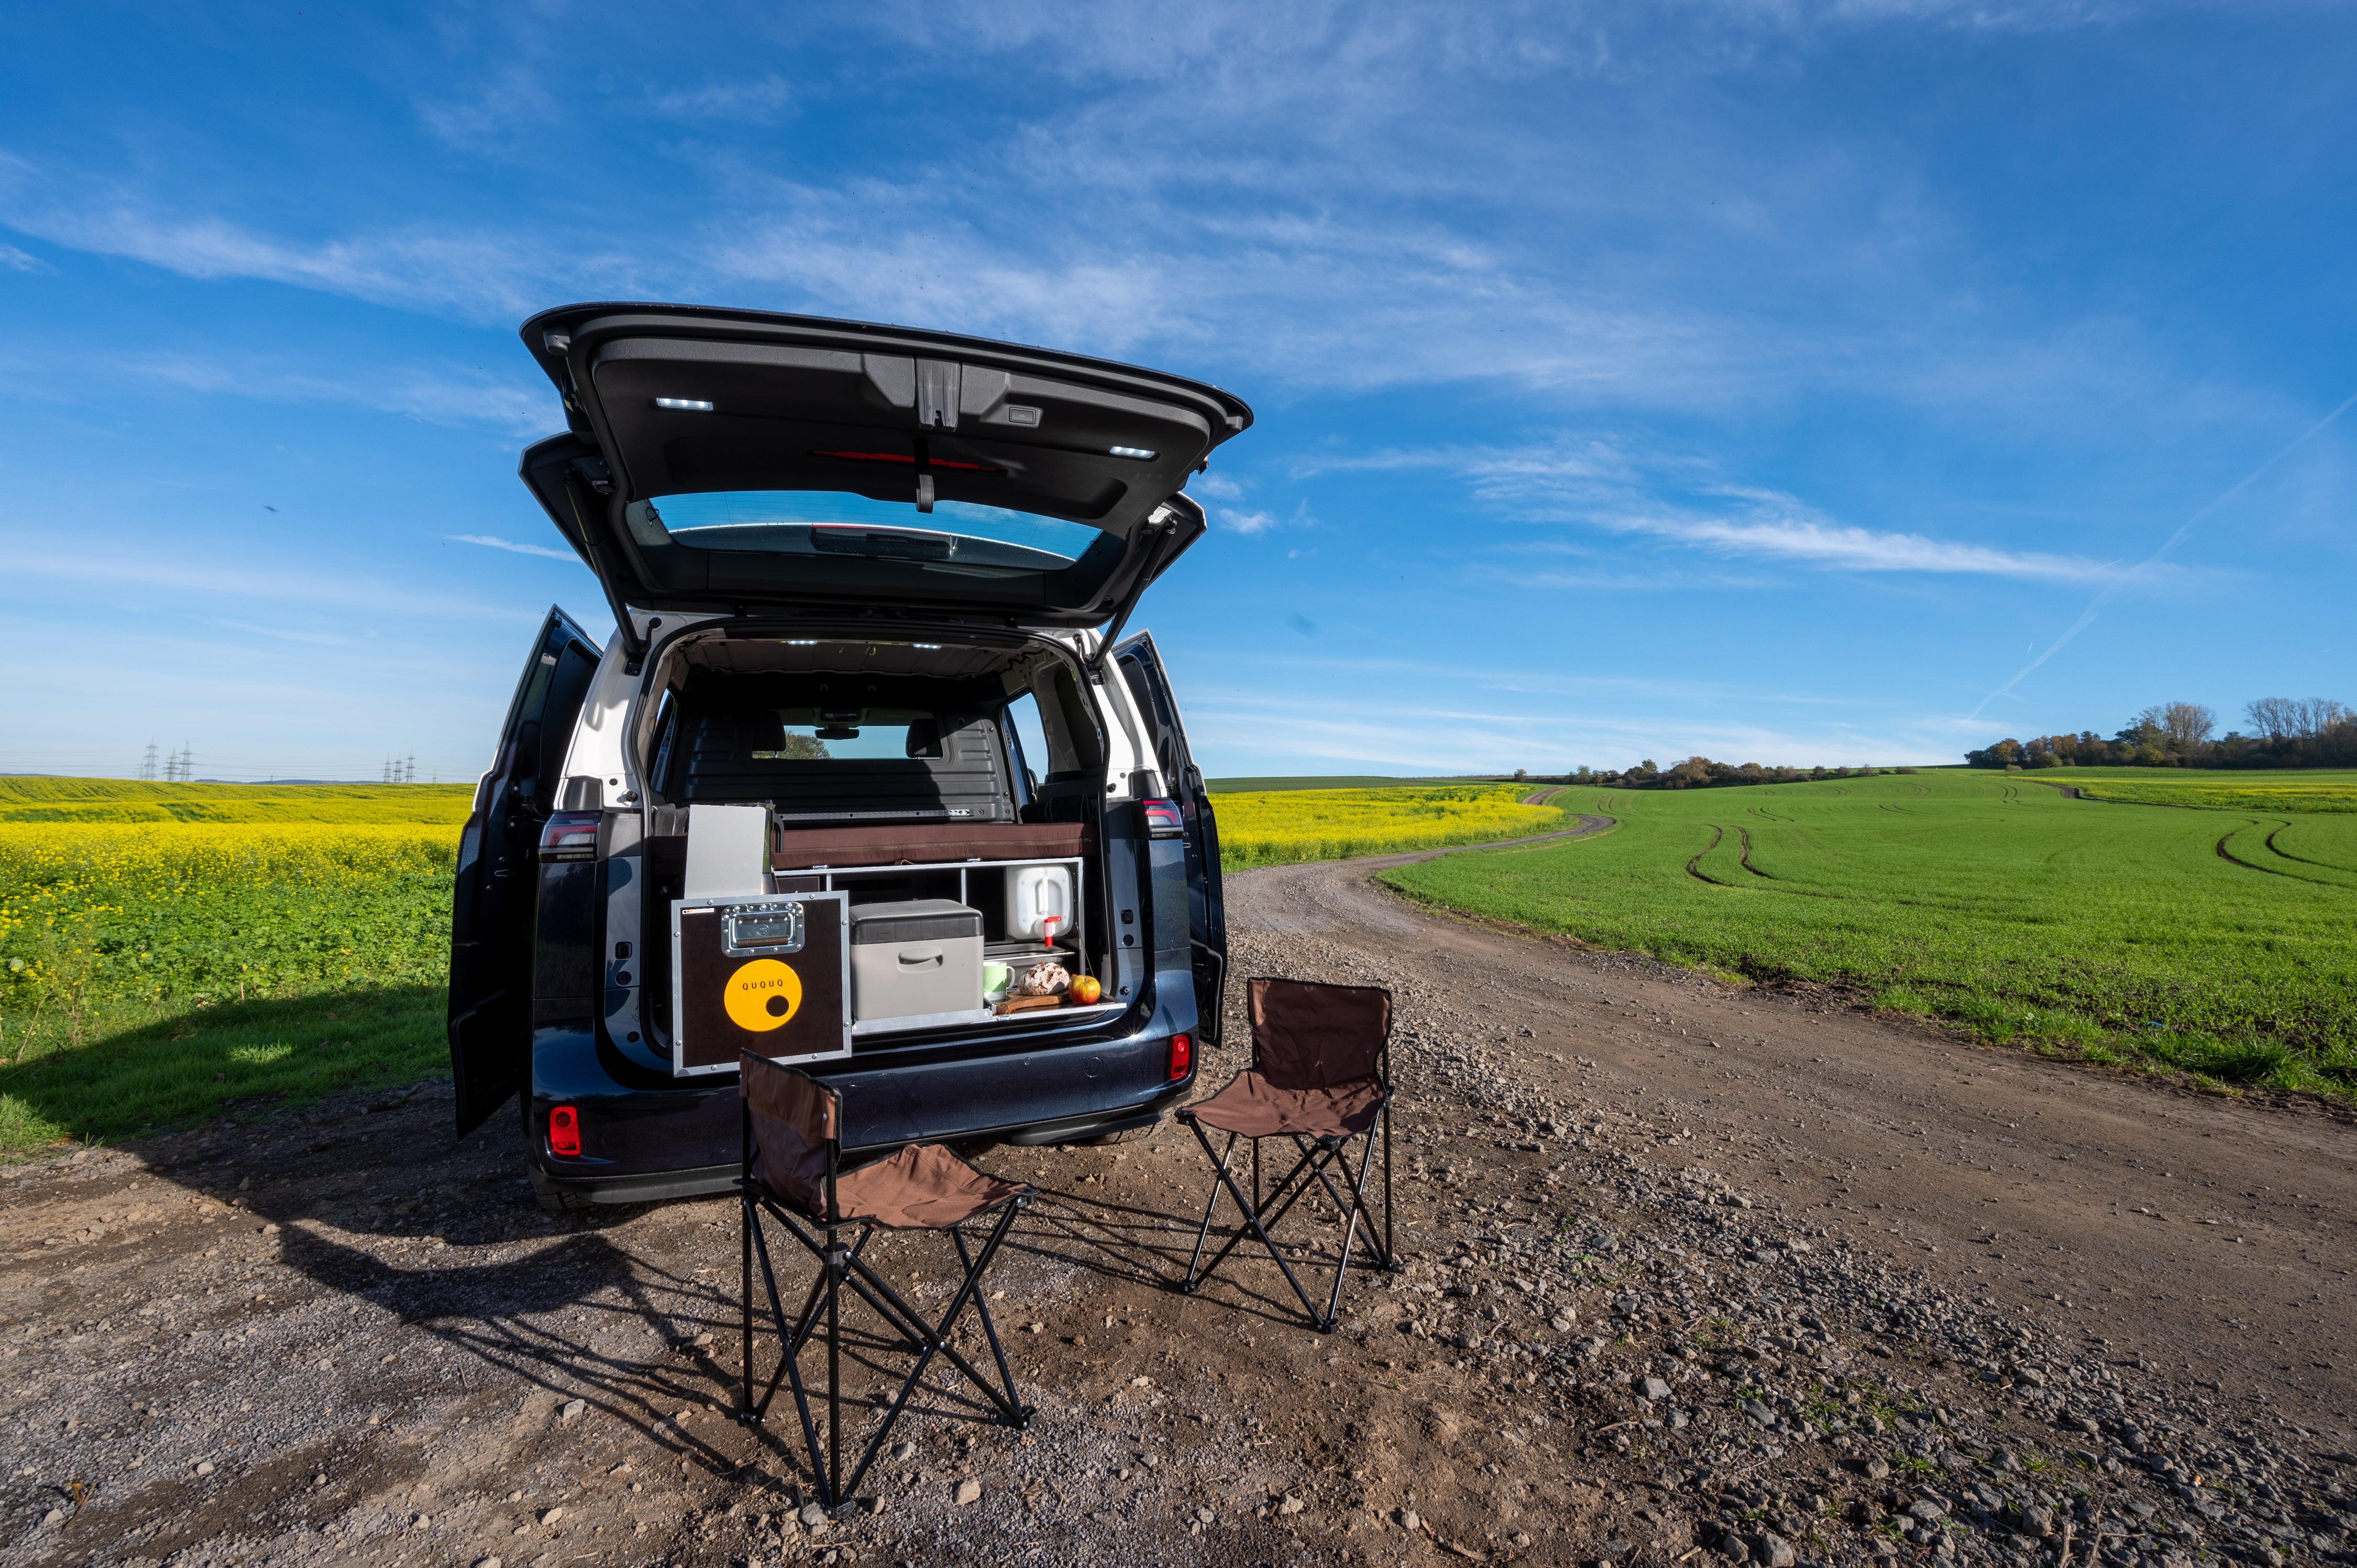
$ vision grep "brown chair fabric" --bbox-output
[1249,977,1391,1092]
[1186,1070,1384,1139]
[772,822,1091,871]
[837,1144,1027,1230]
[741,1054,838,1218]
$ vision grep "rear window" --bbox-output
[753,708,942,761]
[627,492,1110,575]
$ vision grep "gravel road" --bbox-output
[5,840,2352,1567]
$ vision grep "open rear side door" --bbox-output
[1112,631,1226,1042]
[448,606,602,1136]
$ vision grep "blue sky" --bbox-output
[2,2,2351,781]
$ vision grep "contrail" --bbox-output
[1956,387,2357,730]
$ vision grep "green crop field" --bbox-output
[0,788,464,1156]
[1210,785,1569,870]
[1380,770,2357,1097]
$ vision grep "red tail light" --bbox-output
[538,811,601,863]
[1143,798,1185,839]
[1168,1033,1192,1080]
[547,1105,582,1156]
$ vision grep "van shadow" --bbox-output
[137,1083,796,1481]
[123,1073,1354,1496]
[5,982,449,1148]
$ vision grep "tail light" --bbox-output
[1168,1033,1192,1080]
[1143,798,1185,839]
[538,811,601,863]
[547,1104,582,1156]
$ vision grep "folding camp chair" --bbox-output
[736,1052,1035,1515]
[1175,977,1396,1331]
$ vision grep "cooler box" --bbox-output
[851,899,984,1023]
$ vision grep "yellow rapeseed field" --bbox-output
[2045,767,2357,814]
[1210,785,1565,870]
[0,776,476,823]
[0,823,461,1009]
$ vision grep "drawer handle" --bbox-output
[897,947,945,968]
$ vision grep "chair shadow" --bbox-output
[126,1091,1395,1504]
[981,1162,1396,1335]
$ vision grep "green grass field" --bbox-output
[1,810,460,1155]
[1380,770,2357,1096]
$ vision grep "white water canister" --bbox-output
[1005,864,1074,946]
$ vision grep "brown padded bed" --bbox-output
[770,821,1092,871]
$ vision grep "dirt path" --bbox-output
[4,843,2352,1568]
[1235,851,2357,1420]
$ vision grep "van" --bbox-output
[446,303,1245,1211]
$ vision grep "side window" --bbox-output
[1034,664,1105,777]
[1005,688,1050,789]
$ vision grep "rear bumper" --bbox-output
[526,1013,1196,1197]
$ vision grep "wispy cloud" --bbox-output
[128,352,549,435]
[1595,498,2137,583]
[1320,438,2172,586]
[0,242,51,273]
[2,545,542,625]
[212,619,361,647]
[651,74,794,123]
[449,534,580,562]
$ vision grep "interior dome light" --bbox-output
[1109,446,1155,460]
[654,397,715,412]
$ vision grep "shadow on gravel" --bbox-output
[127,1100,778,1475]
[115,1098,1350,1504]
[1008,1168,1386,1333]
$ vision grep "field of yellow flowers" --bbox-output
[1211,783,1566,869]
[2044,766,2357,813]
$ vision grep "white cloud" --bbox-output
[1191,472,1246,500]
[1222,509,1281,535]
[0,242,50,273]
[449,534,581,562]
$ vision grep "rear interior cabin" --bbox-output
[620,631,1132,1063]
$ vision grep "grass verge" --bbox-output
[1380,770,2357,1097]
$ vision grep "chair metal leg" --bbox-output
[744,1189,1033,1516]
[825,1225,843,1510]
[1183,1120,1335,1329]
[829,1198,1032,1508]
[1197,1135,1334,1282]
[952,1222,1025,1419]
[1181,1127,1239,1290]
[1322,1124,1384,1326]
[740,1187,754,1418]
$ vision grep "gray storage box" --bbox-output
[850,899,984,1024]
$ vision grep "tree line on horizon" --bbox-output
[1965,697,2355,771]
[1554,759,1900,791]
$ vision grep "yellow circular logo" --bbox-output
[723,959,802,1033]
